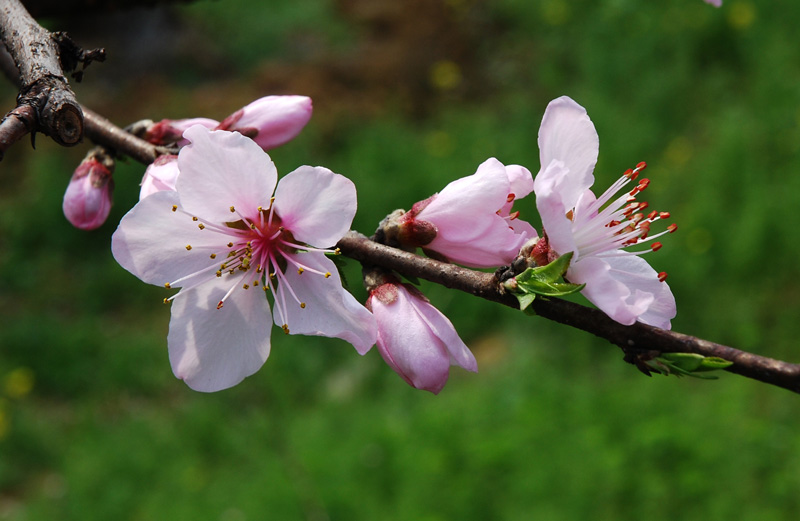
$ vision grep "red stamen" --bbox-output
[651,242,663,251]
[667,223,678,233]
[636,161,647,171]
[508,210,520,220]
[659,211,671,219]
[647,210,658,220]
[217,301,224,310]
[623,168,635,179]
[658,271,668,282]
[507,193,516,203]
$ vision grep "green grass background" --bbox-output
[2,0,800,519]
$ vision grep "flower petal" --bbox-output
[112,191,236,287]
[277,252,376,354]
[413,295,477,373]
[534,161,579,257]
[167,273,272,392]
[420,158,530,267]
[537,96,599,205]
[273,166,357,247]
[569,255,663,326]
[371,285,451,394]
[177,126,277,223]
[605,255,676,329]
[505,164,534,200]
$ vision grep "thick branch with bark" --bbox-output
[0,0,103,158]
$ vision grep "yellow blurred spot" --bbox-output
[686,227,713,255]
[430,60,462,92]
[4,367,34,398]
[541,0,571,26]
[664,136,693,167]
[425,131,455,158]
[727,2,756,30]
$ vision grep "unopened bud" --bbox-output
[217,95,313,150]
[139,154,179,199]
[144,117,219,146]
[63,147,115,230]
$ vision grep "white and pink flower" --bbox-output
[112,126,376,392]
[217,95,313,151]
[367,276,477,394]
[533,96,677,329]
[396,158,537,268]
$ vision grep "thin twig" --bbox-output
[336,233,800,395]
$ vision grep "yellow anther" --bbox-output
[171,205,177,212]
[300,302,306,309]
[270,197,275,204]
[298,268,304,275]
[250,223,256,230]
[269,272,276,279]
[164,283,171,289]
[210,253,217,259]
[324,272,331,278]
[163,298,169,304]
[215,271,222,277]
[243,284,249,289]
[192,216,198,221]
[185,245,192,251]
[227,242,234,248]
[258,206,263,212]
[230,206,236,212]
[221,263,227,269]
[334,248,341,255]
[198,224,205,230]
[281,324,290,334]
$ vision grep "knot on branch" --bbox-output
[17,75,83,146]
[52,32,105,82]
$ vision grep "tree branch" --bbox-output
[0,0,103,159]
[336,233,800,395]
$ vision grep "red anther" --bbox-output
[647,210,658,220]
[566,209,574,221]
[658,271,668,282]
[607,220,621,227]
[632,213,644,223]
[217,301,225,310]
[651,242,663,251]
[659,211,671,219]
[623,168,634,179]
[508,210,520,220]
[638,201,649,211]
[636,161,647,171]
[638,178,650,189]
[507,193,516,203]
[667,223,678,233]
[639,221,651,232]
[629,187,640,197]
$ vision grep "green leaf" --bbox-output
[644,353,732,379]
[504,253,585,307]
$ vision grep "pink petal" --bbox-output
[605,255,676,329]
[112,191,234,287]
[371,285,451,394]
[534,161,579,257]
[177,126,278,223]
[272,166,357,247]
[224,95,313,150]
[420,158,530,267]
[505,164,534,200]
[414,295,477,373]
[62,160,114,231]
[569,255,660,326]
[168,273,272,392]
[277,252,377,354]
[139,155,179,200]
[537,96,599,205]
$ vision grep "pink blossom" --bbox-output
[144,118,219,147]
[533,96,676,329]
[139,154,179,199]
[367,279,477,394]
[62,149,114,230]
[704,0,722,7]
[112,126,376,392]
[217,95,313,151]
[396,158,537,268]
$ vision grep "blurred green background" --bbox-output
[2,0,800,519]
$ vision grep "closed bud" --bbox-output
[217,95,313,150]
[144,117,219,146]
[63,147,115,230]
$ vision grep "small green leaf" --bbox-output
[645,353,732,379]
[517,293,537,311]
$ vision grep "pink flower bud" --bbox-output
[63,148,115,230]
[367,279,477,394]
[139,154,179,199]
[144,118,219,146]
[217,95,313,150]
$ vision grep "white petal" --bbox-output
[177,126,277,223]
[534,161,579,257]
[276,252,376,354]
[537,96,599,205]
[272,166,357,247]
[112,191,236,287]
[168,273,272,392]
